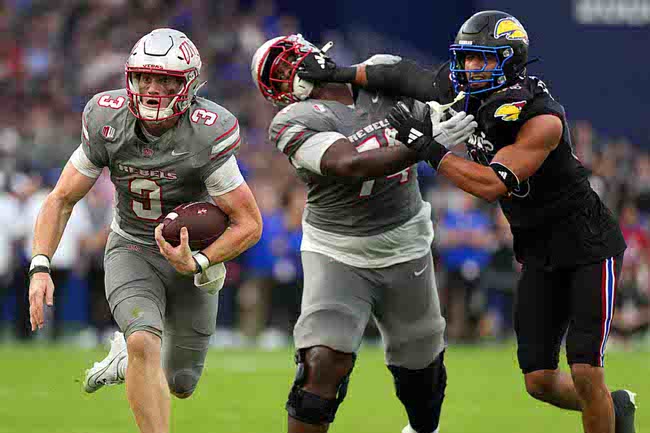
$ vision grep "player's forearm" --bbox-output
[437,154,507,202]
[351,145,420,178]
[32,192,75,258]
[201,217,262,264]
[323,142,419,179]
[360,61,439,101]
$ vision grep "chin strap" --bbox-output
[194,80,207,97]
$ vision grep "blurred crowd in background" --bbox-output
[0,0,647,350]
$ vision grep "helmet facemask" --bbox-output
[449,12,530,105]
[126,68,199,122]
[449,45,515,96]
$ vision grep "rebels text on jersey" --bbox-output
[75,89,241,244]
[267,89,424,237]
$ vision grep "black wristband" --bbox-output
[28,266,51,279]
[331,67,357,83]
[192,257,202,275]
[489,162,520,191]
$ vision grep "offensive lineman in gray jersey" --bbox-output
[251,35,477,433]
[28,29,262,433]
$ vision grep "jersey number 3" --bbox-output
[98,95,126,109]
[129,179,162,221]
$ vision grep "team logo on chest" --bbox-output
[142,147,154,158]
[494,101,527,122]
[101,125,116,141]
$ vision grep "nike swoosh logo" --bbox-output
[414,264,428,276]
[171,150,190,156]
[371,94,380,103]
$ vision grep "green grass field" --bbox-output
[0,343,646,433]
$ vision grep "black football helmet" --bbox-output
[449,10,529,96]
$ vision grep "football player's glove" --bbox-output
[387,102,477,168]
[466,137,492,166]
[297,43,356,83]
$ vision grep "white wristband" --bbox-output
[29,254,51,271]
[193,252,210,274]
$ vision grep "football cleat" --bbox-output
[612,389,637,433]
[83,331,127,393]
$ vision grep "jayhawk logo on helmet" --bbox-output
[494,17,529,45]
[494,101,527,121]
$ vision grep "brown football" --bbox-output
[161,201,229,250]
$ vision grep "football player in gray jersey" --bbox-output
[28,29,262,433]
[251,34,476,433]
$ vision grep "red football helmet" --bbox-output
[250,34,317,106]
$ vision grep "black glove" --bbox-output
[466,139,492,166]
[387,102,450,168]
[297,51,356,83]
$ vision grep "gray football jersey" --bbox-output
[268,89,426,236]
[82,89,240,244]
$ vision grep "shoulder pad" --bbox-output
[82,89,129,145]
[89,89,129,115]
[268,100,339,157]
[269,101,338,137]
[482,82,535,123]
[189,98,240,154]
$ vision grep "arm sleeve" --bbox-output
[291,131,346,174]
[70,144,103,179]
[204,155,245,197]
[365,60,441,101]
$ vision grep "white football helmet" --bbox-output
[126,28,202,121]
[250,34,317,106]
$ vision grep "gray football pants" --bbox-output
[104,232,219,395]
[295,251,446,369]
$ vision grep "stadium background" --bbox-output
[0,0,647,432]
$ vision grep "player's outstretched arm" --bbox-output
[29,162,98,330]
[320,137,420,180]
[298,52,439,101]
[437,115,563,202]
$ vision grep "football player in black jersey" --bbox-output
[298,9,636,433]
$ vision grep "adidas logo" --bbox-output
[408,128,423,144]
[499,171,508,179]
[315,53,327,69]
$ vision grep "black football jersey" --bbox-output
[364,60,626,268]
[439,68,625,268]
[462,75,591,229]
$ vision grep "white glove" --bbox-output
[428,110,478,150]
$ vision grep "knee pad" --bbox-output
[167,368,200,398]
[286,348,356,425]
[388,351,447,433]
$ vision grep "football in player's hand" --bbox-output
[161,202,229,250]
